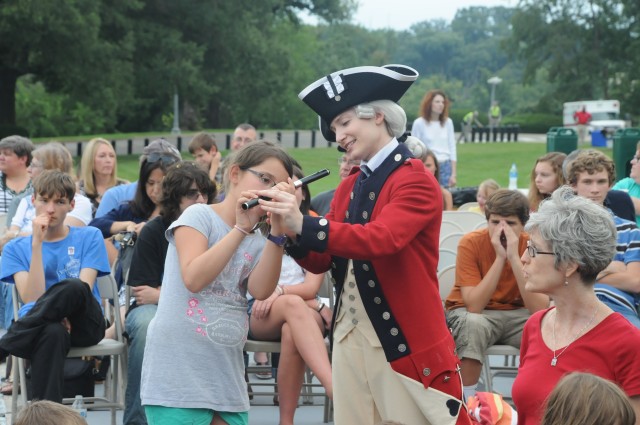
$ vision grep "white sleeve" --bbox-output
[446,118,456,162]
[10,198,30,229]
[69,194,94,225]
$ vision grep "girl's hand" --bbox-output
[257,179,303,236]
[236,191,266,233]
[319,305,333,331]
[251,292,279,320]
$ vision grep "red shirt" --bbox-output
[574,110,592,125]
[512,308,640,425]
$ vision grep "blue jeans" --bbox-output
[598,297,640,329]
[439,160,452,188]
[124,304,158,425]
[0,281,13,329]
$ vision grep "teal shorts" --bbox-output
[144,405,248,425]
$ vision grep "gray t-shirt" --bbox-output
[140,204,265,412]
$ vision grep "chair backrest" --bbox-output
[442,211,486,233]
[438,248,457,272]
[317,272,335,309]
[437,265,456,303]
[440,232,464,252]
[473,220,488,230]
[96,274,124,341]
[440,220,464,241]
[457,202,479,211]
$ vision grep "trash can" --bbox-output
[546,127,577,155]
[590,130,607,147]
[613,128,640,181]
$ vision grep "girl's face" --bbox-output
[331,109,387,162]
[630,150,640,182]
[424,155,437,176]
[145,168,165,206]
[477,187,494,210]
[28,157,44,178]
[236,157,290,195]
[534,161,559,196]
[94,143,116,177]
[179,182,207,212]
[431,95,445,116]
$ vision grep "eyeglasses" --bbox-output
[245,169,276,187]
[185,189,206,201]
[338,158,360,166]
[526,240,555,258]
[146,152,180,166]
[632,155,640,162]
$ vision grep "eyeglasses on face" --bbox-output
[184,189,206,201]
[526,240,555,258]
[146,152,180,166]
[245,168,276,187]
[338,158,360,166]
[632,155,640,162]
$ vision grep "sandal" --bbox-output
[254,362,272,380]
[0,380,14,396]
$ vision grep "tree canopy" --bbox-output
[1,0,638,137]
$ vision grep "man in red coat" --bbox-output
[259,65,471,424]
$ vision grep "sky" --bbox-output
[352,0,514,30]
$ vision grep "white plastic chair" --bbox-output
[438,248,457,272]
[457,202,479,211]
[12,275,127,425]
[442,211,486,233]
[440,220,464,241]
[437,265,457,303]
[439,232,464,252]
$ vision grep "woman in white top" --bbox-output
[411,90,457,188]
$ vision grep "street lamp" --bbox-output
[171,90,181,135]
[487,76,502,107]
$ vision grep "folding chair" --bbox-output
[438,248,457,272]
[442,211,486,233]
[11,275,127,425]
[440,232,465,252]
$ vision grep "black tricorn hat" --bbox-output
[298,64,419,143]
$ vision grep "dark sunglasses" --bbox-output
[185,189,206,200]
[146,152,180,166]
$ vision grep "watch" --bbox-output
[267,233,287,247]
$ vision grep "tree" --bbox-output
[0,0,139,130]
[506,0,633,103]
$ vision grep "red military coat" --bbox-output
[288,144,466,416]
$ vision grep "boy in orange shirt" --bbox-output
[445,190,549,399]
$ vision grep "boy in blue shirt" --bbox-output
[0,170,110,402]
[568,151,640,328]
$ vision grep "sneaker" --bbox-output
[254,363,272,380]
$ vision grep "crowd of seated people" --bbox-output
[2,126,640,425]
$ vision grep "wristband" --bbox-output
[267,233,287,247]
[275,285,284,296]
[234,225,250,236]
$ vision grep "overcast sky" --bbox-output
[352,0,514,29]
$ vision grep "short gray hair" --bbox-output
[355,100,407,138]
[525,186,616,284]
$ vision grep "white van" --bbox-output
[563,100,626,136]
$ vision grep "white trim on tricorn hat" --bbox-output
[298,64,419,142]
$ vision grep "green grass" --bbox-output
[115,144,614,195]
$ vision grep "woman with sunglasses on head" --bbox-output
[513,186,640,424]
[89,139,181,265]
[247,163,332,425]
[140,141,295,425]
[77,138,128,218]
[123,161,215,425]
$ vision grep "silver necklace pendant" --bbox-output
[551,357,558,366]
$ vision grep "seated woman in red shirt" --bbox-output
[514,186,640,424]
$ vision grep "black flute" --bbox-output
[241,168,330,210]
